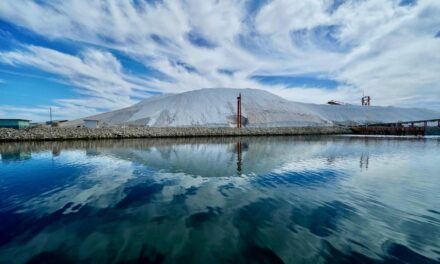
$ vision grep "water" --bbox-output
[0,136,439,264]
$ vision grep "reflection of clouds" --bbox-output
[346,146,440,214]
[20,151,136,215]
[0,137,439,263]
[332,141,440,259]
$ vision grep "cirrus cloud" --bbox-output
[0,0,439,121]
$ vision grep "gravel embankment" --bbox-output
[0,126,350,142]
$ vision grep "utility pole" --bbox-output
[50,107,53,124]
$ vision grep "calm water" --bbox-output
[0,136,439,264]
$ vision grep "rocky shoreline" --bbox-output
[0,126,350,142]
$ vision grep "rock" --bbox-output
[0,126,350,142]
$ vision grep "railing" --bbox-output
[365,119,440,128]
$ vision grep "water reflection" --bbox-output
[360,153,369,170]
[51,147,61,157]
[0,137,439,263]
[1,149,31,162]
[236,141,243,176]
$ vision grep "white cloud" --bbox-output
[0,0,439,121]
[0,46,158,121]
[255,0,331,34]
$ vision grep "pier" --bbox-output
[351,119,440,136]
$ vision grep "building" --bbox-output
[84,119,99,128]
[0,119,30,129]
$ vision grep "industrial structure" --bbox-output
[84,119,100,128]
[46,120,68,126]
[327,100,348,105]
[0,119,30,129]
[361,96,371,106]
[236,93,242,128]
[351,118,440,136]
[328,95,371,106]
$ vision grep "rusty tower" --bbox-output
[237,93,242,128]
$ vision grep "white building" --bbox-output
[84,119,99,128]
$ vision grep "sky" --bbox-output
[0,0,439,122]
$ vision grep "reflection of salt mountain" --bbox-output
[62,88,440,127]
[99,137,343,177]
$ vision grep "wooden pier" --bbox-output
[351,119,440,136]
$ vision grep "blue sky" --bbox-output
[0,0,439,121]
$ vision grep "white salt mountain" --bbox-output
[64,88,440,127]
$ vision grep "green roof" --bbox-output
[0,119,30,122]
